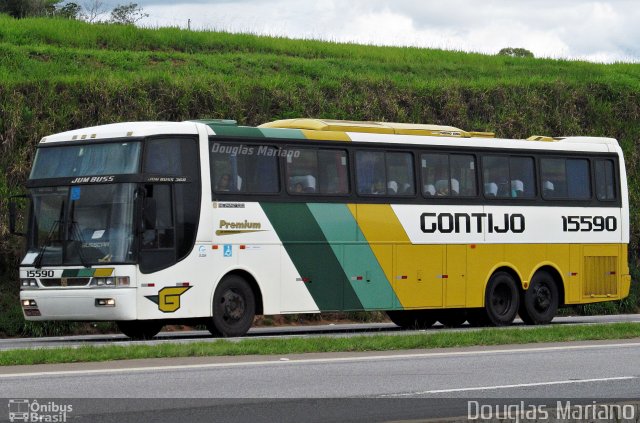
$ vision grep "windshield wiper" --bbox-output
[34,198,65,269]
[33,219,61,269]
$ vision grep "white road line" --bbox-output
[2,341,640,379]
[382,376,638,396]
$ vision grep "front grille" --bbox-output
[40,278,91,287]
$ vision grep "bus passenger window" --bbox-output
[356,151,386,195]
[286,148,349,195]
[386,152,414,196]
[423,153,476,197]
[483,155,534,199]
[483,156,509,198]
[210,142,279,194]
[450,154,476,196]
[287,149,317,194]
[541,158,591,200]
[595,159,616,201]
[421,154,449,197]
[509,157,535,198]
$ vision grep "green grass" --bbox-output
[2,322,640,366]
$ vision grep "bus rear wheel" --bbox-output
[484,271,520,326]
[117,320,163,340]
[207,275,255,337]
[519,271,559,325]
[387,310,436,329]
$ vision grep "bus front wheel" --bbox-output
[207,275,256,337]
[484,271,520,326]
[117,320,163,340]
[519,271,559,325]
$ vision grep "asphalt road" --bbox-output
[1,339,640,422]
[1,313,640,351]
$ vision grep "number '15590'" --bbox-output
[562,215,617,232]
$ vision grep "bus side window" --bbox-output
[483,156,509,198]
[421,153,449,197]
[356,151,385,195]
[595,159,616,201]
[541,158,591,200]
[450,154,476,196]
[210,142,279,194]
[484,155,534,199]
[386,152,414,196]
[318,150,349,194]
[287,149,318,194]
[509,156,535,198]
[141,184,174,249]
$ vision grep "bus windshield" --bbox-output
[29,142,141,179]
[27,184,137,266]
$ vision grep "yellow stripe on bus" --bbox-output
[301,129,351,141]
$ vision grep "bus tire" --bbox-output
[519,271,559,325]
[437,309,467,327]
[484,271,520,326]
[117,320,163,340]
[207,275,255,337]
[387,310,436,329]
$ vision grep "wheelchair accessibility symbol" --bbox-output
[223,244,232,257]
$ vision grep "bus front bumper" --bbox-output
[19,288,137,321]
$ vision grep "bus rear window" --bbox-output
[210,142,279,194]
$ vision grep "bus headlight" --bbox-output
[90,276,130,288]
[20,278,38,289]
[21,299,41,316]
[95,298,116,307]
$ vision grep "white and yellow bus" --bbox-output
[11,118,630,338]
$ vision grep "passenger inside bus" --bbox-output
[216,173,231,191]
[424,184,436,196]
[435,180,449,196]
[511,179,524,197]
[289,175,316,193]
[484,182,498,197]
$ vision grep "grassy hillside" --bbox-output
[1,15,639,335]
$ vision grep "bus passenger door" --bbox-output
[395,245,443,308]
[445,245,467,307]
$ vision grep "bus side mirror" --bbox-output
[8,195,27,237]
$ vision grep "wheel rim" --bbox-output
[220,289,246,322]
[532,284,552,312]
[491,283,513,316]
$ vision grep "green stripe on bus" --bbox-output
[307,203,399,310]
[258,128,305,139]
[61,269,95,277]
[209,126,266,138]
[260,202,363,311]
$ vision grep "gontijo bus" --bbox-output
[10,118,630,338]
